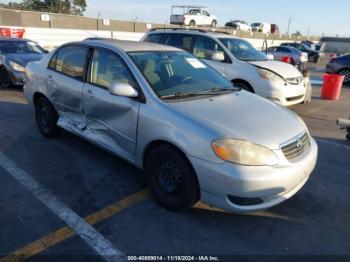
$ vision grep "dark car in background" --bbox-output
[0,37,47,89]
[281,42,319,63]
[326,54,350,84]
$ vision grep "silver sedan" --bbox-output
[24,40,318,212]
[267,46,308,65]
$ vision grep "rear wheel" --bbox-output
[35,96,62,137]
[211,20,217,28]
[338,68,350,84]
[145,145,200,212]
[189,20,196,27]
[0,67,11,89]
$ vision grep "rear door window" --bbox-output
[55,46,88,81]
[144,34,164,44]
[163,34,195,52]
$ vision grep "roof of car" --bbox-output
[147,29,240,39]
[82,39,182,52]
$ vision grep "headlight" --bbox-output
[257,68,286,83]
[9,61,25,72]
[212,139,278,166]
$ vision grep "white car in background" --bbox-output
[143,29,306,106]
[225,20,251,32]
[251,22,271,34]
[170,5,217,28]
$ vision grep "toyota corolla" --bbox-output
[24,39,318,212]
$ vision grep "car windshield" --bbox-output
[219,38,267,61]
[129,51,235,99]
[0,40,44,54]
[251,23,261,27]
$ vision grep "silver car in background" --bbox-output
[0,37,46,88]
[24,40,318,213]
[267,46,308,65]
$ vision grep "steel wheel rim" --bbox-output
[157,161,184,195]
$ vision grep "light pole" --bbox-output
[133,17,138,32]
[97,11,101,30]
[286,17,291,35]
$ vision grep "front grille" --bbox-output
[286,76,303,85]
[281,132,310,160]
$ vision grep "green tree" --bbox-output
[0,0,86,15]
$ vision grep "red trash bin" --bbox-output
[321,74,345,100]
[281,56,291,64]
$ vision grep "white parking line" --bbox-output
[0,152,125,262]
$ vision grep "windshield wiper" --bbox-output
[160,87,240,99]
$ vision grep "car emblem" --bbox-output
[296,140,303,149]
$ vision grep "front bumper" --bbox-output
[252,78,306,106]
[189,137,318,213]
[8,69,25,86]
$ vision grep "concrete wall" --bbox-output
[13,27,307,51]
[0,8,320,50]
[0,8,319,39]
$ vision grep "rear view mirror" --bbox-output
[109,82,138,98]
[211,52,225,62]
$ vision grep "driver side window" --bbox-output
[193,36,228,62]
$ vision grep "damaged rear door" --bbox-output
[82,47,141,163]
[47,45,89,131]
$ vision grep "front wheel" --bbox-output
[338,68,350,85]
[189,20,196,27]
[233,81,254,92]
[35,96,62,137]
[145,145,200,212]
[0,67,11,89]
[211,20,217,28]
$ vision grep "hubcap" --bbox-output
[158,161,183,194]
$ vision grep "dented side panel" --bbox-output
[82,83,140,163]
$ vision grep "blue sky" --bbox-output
[1,0,349,36]
[84,0,350,37]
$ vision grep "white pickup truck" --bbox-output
[170,5,217,28]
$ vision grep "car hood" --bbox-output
[169,91,306,149]
[5,53,44,66]
[248,60,301,78]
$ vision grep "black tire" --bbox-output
[211,20,217,28]
[233,81,254,93]
[145,145,200,212]
[346,133,350,141]
[189,20,196,27]
[0,66,12,89]
[35,96,62,137]
[338,68,350,84]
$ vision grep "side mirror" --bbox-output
[109,82,138,98]
[266,54,274,60]
[211,52,225,62]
